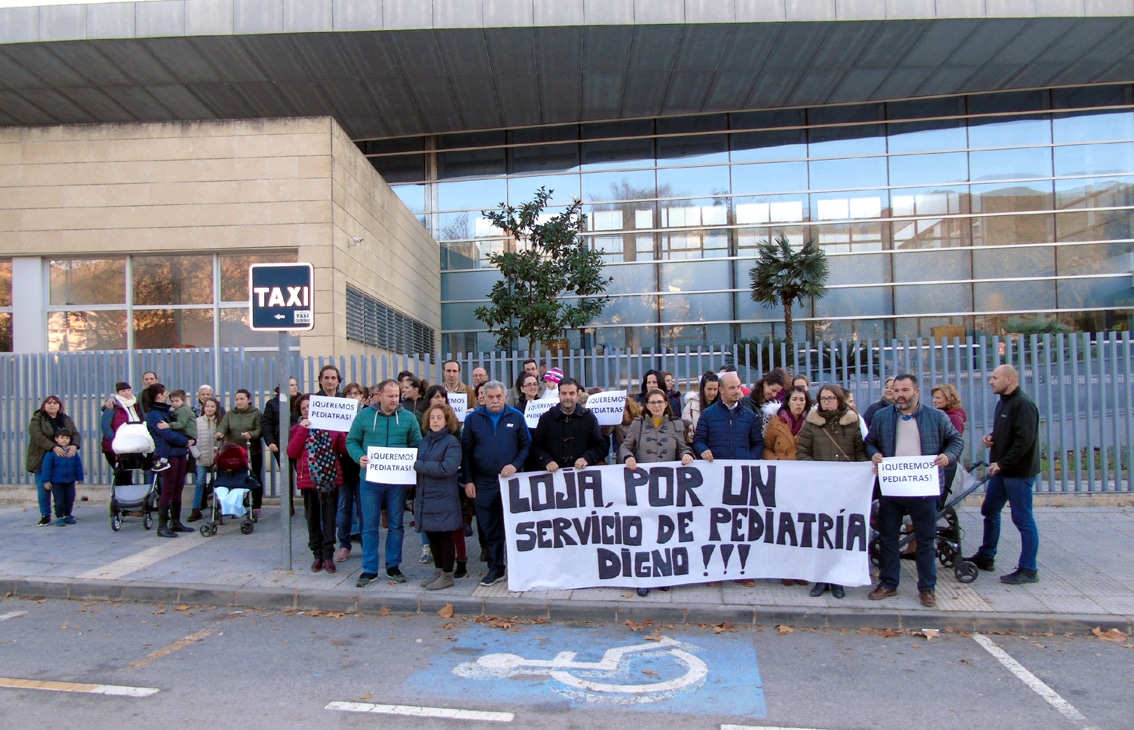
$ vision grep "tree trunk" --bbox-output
[782,298,795,352]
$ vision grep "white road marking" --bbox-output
[972,633,1097,729]
[326,701,514,722]
[78,536,203,580]
[0,611,28,622]
[0,677,159,697]
[722,726,826,730]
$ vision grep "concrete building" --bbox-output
[1,0,1132,355]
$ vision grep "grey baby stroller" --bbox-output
[198,442,258,537]
[109,453,158,531]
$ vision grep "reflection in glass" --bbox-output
[813,219,888,253]
[1053,110,1134,144]
[605,263,657,295]
[218,307,280,348]
[731,161,808,195]
[887,120,968,154]
[813,285,892,318]
[808,108,886,157]
[441,301,483,331]
[437,145,506,179]
[48,310,127,351]
[894,283,971,315]
[971,213,1055,248]
[1056,242,1134,278]
[0,259,10,307]
[391,184,425,213]
[508,133,580,174]
[438,178,507,212]
[730,127,807,163]
[509,174,581,207]
[1055,208,1134,244]
[370,153,425,183]
[656,131,728,167]
[50,259,125,306]
[219,252,296,302]
[734,195,807,225]
[968,116,1051,149]
[973,246,1055,278]
[659,292,731,323]
[810,157,887,191]
[970,147,1052,182]
[660,230,728,260]
[440,239,488,271]
[1054,142,1134,177]
[657,165,730,198]
[660,259,730,293]
[441,269,501,301]
[134,255,213,305]
[736,225,807,252]
[824,252,891,286]
[661,323,732,350]
[0,313,9,352]
[889,152,969,187]
[134,308,213,349]
[581,136,654,171]
[595,293,660,326]
[1058,276,1134,311]
[892,188,970,249]
[583,169,656,203]
[971,182,1054,214]
[893,249,972,283]
[974,279,1056,313]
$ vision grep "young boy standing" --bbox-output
[41,431,85,526]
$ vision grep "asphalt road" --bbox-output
[1,595,1131,729]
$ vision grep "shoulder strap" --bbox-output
[820,424,851,461]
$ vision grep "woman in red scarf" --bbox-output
[763,386,812,461]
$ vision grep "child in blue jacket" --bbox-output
[41,431,85,526]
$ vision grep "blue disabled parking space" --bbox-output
[406,623,766,718]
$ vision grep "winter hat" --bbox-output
[544,367,564,384]
[115,381,132,392]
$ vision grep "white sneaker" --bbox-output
[419,545,433,564]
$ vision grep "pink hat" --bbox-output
[544,367,564,384]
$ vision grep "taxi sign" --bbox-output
[249,263,315,331]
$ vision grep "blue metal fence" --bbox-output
[2,333,1130,493]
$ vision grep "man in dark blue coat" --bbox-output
[693,372,764,461]
[462,380,531,587]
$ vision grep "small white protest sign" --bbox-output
[448,392,468,422]
[365,446,417,485]
[524,395,559,429]
[878,456,940,497]
[307,395,359,432]
[582,390,627,426]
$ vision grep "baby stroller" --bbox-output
[198,442,259,537]
[108,418,158,532]
[869,462,990,584]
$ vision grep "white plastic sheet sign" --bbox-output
[877,456,940,498]
[448,392,468,422]
[365,446,417,485]
[583,390,627,426]
[307,395,359,432]
[524,395,559,429]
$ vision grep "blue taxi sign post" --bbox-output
[249,263,314,571]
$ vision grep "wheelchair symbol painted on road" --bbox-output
[452,635,708,704]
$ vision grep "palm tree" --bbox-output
[748,234,829,352]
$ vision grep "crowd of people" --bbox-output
[25,359,1042,600]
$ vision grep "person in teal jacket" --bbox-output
[347,379,422,587]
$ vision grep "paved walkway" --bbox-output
[1,497,1131,632]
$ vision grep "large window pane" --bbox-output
[1058,275,1134,311]
[437,141,506,179]
[892,188,971,249]
[1053,110,1134,144]
[581,121,655,170]
[606,263,657,295]
[370,153,425,183]
[659,229,729,260]
[732,161,809,195]
[971,213,1055,247]
[659,259,730,293]
[810,157,888,191]
[595,293,658,326]
[0,313,9,352]
[1057,242,1134,278]
[391,184,425,213]
[824,252,891,287]
[968,116,1051,149]
[656,121,727,166]
[1055,208,1134,243]
[736,225,807,254]
[509,126,580,174]
[887,116,968,154]
[509,174,580,207]
[812,192,888,221]
[48,310,127,351]
[1054,142,1134,177]
[440,239,491,270]
[893,249,972,283]
[972,183,1054,214]
[889,152,969,187]
[808,105,886,157]
[438,178,507,212]
[813,285,892,318]
[0,259,10,307]
[219,252,296,302]
[974,246,1054,279]
[730,127,807,163]
[970,147,1052,182]
[659,292,731,323]
[894,283,971,315]
[134,308,213,349]
[50,259,125,305]
[974,279,1056,313]
[657,165,730,198]
[661,322,732,350]
[1055,177,1134,211]
[812,219,888,252]
[218,307,280,347]
[441,269,501,301]
[133,255,213,306]
[658,199,728,228]
[582,169,656,203]
[733,195,808,225]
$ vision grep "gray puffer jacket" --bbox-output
[412,429,463,533]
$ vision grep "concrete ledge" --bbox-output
[69,581,127,601]
[177,585,240,606]
[420,594,483,617]
[615,601,688,624]
[14,577,73,599]
[296,589,359,613]
[234,586,298,610]
[826,607,900,629]
[683,603,757,626]
[480,597,549,619]
[755,606,828,628]
[549,599,620,622]
[356,591,419,615]
[121,582,182,604]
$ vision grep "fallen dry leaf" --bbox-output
[712,622,736,634]
[643,632,665,642]
[175,605,189,611]
[641,669,658,675]
[625,619,656,631]
[358,694,372,701]
[777,625,794,634]
[379,607,390,616]
[914,629,941,641]
[1092,627,1128,643]
[438,603,454,619]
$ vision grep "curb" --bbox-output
[6,575,1131,634]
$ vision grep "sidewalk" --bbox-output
[1,498,1131,633]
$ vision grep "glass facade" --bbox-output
[45,252,295,352]
[362,86,1134,353]
[0,259,11,352]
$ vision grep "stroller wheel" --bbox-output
[868,536,881,567]
[143,513,153,530]
[937,542,957,568]
[955,560,980,584]
[240,522,254,535]
[111,514,122,532]
[199,525,215,537]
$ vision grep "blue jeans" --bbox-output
[360,482,405,574]
[977,474,1039,571]
[193,465,210,510]
[336,476,363,551]
[35,470,53,518]
[877,495,938,592]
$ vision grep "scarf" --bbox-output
[305,428,337,493]
[779,409,806,436]
[115,394,140,422]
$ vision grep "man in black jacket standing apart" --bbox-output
[967,364,1041,584]
[532,378,607,472]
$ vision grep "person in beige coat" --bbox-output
[796,383,867,599]
[763,386,812,461]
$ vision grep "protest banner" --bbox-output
[365,446,417,485]
[448,392,468,422]
[582,390,627,426]
[307,395,359,432]
[877,456,940,497]
[499,460,875,591]
[524,395,559,429]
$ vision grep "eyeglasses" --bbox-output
[819,395,838,402]
[647,400,667,406]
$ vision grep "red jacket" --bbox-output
[287,424,347,490]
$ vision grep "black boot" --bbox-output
[169,502,193,533]
[454,560,467,579]
[157,508,177,538]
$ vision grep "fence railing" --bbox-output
[2,333,1130,493]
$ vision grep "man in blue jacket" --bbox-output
[347,379,422,587]
[865,374,963,607]
[693,372,764,461]
[462,381,531,587]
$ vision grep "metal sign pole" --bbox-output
[278,330,292,571]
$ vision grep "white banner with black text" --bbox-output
[499,460,875,591]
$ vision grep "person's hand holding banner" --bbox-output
[307,395,358,432]
[365,446,417,485]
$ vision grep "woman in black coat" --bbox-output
[413,402,463,591]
